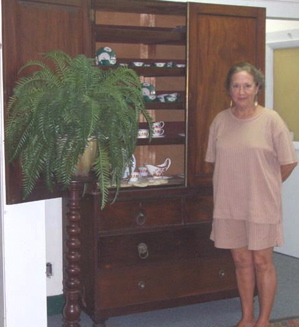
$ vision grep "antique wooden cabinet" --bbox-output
[2,0,265,326]
[75,1,265,326]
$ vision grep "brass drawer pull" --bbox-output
[136,210,146,225]
[137,243,149,259]
[138,281,145,290]
[218,270,226,278]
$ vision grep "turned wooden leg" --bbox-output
[62,181,83,327]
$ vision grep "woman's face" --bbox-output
[229,71,259,109]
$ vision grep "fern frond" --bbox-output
[93,143,111,209]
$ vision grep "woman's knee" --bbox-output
[252,248,274,272]
[231,248,254,269]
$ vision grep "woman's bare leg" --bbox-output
[253,247,276,327]
[231,247,256,327]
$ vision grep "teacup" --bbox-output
[165,95,177,102]
[131,61,144,67]
[152,121,165,129]
[157,94,167,102]
[165,93,178,102]
[153,62,166,68]
[153,127,164,137]
[129,171,139,182]
[138,129,149,138]
[138,166,148,177]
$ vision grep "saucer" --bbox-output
[152,135,165,138]
[133,182,148,187]
[148,175,171,180]
[147,178,169,185]
[137,135,149,139]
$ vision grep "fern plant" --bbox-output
[5,50,152,208]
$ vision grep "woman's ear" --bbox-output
[256,84,260,95]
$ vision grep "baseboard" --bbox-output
[47,294,65,316]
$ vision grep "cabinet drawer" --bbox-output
[184,195,213,223]
[97,198,183,231]
[98,225,217,268]
[96,253,236,309]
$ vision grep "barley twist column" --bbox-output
[63,180,82,327]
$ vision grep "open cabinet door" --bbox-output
[2,0,93,204]
[187,2,265,186]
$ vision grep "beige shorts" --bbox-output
[210,218,284,251]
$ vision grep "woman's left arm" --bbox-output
[281,162,298,182]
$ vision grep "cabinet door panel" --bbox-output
[187,3,265,185]
[3,0,92,204]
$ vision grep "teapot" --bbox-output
[144,158,171,177]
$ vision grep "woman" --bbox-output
[205,62,297,327]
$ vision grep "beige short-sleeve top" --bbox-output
[205,108,298,224]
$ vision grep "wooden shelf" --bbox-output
[95,25,186,45]
[137,134,185,146]
[145,101,185,110]
[99,65,186,77]
[95,0,187,15]
[131,66,186,77]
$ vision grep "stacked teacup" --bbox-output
[152,121,165,137]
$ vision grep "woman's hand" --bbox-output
[281,162,298,182]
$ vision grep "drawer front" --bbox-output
[96,253,236,309]
[184,195,213,223]
[97,197,183,231]
[98,225,217,268]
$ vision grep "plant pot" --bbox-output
[73,139,97,177]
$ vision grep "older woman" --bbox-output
[205,62,297,327]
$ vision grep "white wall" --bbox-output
[267,19,299,33]
[2,1,299,327]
